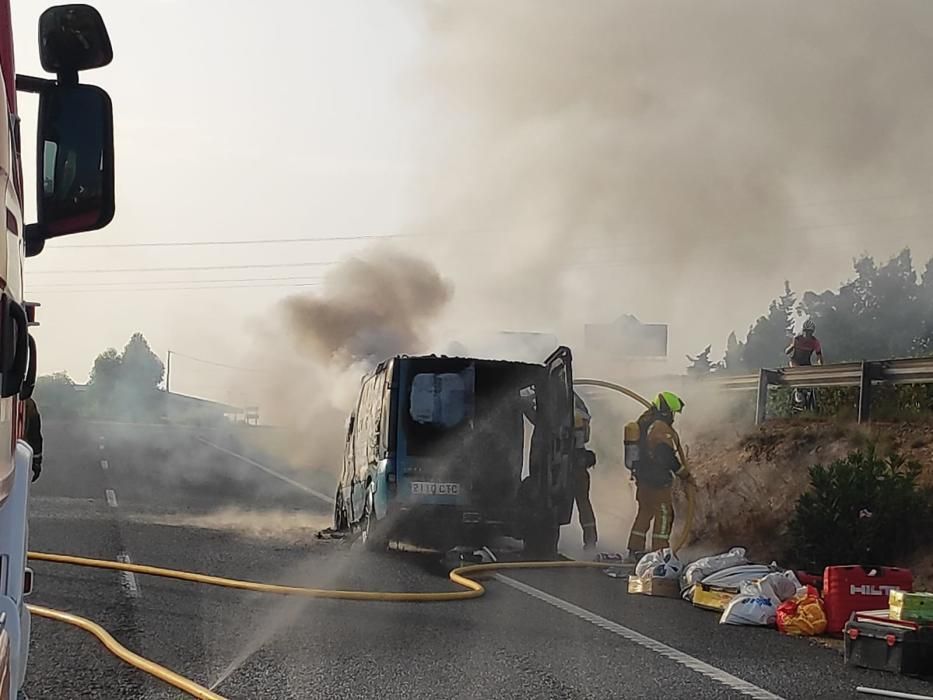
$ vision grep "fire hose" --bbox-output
[26,381,694,699]
[26,554,627,700]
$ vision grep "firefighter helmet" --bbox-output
[653,391,685,414]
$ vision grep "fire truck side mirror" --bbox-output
[38,4,113,76]
[31,83,115,242]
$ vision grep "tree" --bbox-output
[86,334,164,419]
[725,249,933,371]
[686,345,716,376]
[89,348,122,392]
[739,281,795,370]
[800,249,928,361]
[914,258,933,354]
[34,372,81,418]
[121,333,164,390]
[721,331,744,373]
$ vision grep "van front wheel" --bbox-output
[361,494,388,552]
[334,490,349,531]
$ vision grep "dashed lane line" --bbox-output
[196,437,332,505]
[494,574,785,700]
[105,489,118,508]
[116,552,140,598]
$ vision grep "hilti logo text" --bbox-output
[850,584,900,596]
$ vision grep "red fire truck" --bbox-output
[0,4,115,697]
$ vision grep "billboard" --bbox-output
[584,315,668,358]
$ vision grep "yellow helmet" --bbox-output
[653,391,685,414]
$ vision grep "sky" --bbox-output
[14,1,933,411]
[17,1,422,402]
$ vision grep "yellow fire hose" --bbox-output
[24,380,696,699]
[26,554,624,700]
[27,604,227,700]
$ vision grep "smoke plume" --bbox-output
[236,250,452,473]
[407,0,933,365]
[252,1,933,478]
[283,250,453,367]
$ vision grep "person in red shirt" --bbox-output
[786,319,823,367]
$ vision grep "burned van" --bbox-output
[333,347,576,556]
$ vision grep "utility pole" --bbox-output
[166,350,172,394]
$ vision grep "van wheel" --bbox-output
[361,494,387,552]
[334,490,349,531]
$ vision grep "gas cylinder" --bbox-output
[623,421,640,471]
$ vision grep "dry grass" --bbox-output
[687,419,933,573]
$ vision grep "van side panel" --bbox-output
[394,359,409,491]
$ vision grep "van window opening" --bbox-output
[409,372,469,428]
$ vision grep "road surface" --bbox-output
[23,420,933,699]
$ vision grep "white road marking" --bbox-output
[100,459,109,471]
[116,552,140,598]
[495,574,785,700]
[196,437,332,505]
[105,489,118,507]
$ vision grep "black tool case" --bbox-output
[844,613,933,677]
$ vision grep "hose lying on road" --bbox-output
[28,553,629,699]
[28,604,226,700]
[30,551,620,601]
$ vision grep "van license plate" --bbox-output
[411,482,460,496]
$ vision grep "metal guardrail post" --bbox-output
[755,369,770,425]
[858,361,872,424]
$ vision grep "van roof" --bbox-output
[396,353,543,369]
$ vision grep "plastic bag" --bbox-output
[699,564,775,589]
[776,586,827,636]
[682,548,749,589]
[741,571,801,605]
[635,548,683,580]
[720,595,778,626]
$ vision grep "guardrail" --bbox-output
[706,356,933,424]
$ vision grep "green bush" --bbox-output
[787,447,932,571]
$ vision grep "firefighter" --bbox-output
[24,397,43,482]
[572,393,598,550]
[625,391,689,560]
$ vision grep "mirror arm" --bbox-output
[14,74,55,95]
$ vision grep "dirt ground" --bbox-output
[683,418,933,590]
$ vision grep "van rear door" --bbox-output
[542,346,575,525]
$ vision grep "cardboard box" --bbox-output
[890,590,933,623]
[692,582,740,611]
[627,576,681,599]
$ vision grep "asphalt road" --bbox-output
[22,419,933,699]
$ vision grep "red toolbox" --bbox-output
[824,565,913,634]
